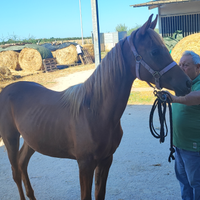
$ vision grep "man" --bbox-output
[167,51,200,200]
[76,44,85,64]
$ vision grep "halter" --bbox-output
[127,35,177,90]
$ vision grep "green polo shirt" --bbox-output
[172,74,200,151]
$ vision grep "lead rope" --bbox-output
[149,90,175,162]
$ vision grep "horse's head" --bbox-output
[129,14,191,96]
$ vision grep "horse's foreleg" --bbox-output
[19,141,36,200]
[78,157,97,200]
[94,155,113,200]
[3,135,26,200]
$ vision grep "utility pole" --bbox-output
[91,0,101,68]
[79,0,84,45]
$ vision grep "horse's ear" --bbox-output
[150,15,158,30]
[137,14,153,36]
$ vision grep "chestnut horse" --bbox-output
[0,15,191,200]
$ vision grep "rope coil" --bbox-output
[149,90,175,162]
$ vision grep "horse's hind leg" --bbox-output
[19,141,36,200]
[3,134,26,200]
[94,155,113,200]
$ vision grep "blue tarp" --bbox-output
[40,42,78,51]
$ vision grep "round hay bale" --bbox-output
[51,44,78,65]
[0,51,21,70]
[19,48,42,71]
[171,33,200,63]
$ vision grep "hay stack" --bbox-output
[0,66,11,76]
[19,48,42,71]
[82,44,94,56]
[0,51,21,70]
[82,44,94,62]
[0,66,14,81]
[171,33,200,63]
[52,44,78,65]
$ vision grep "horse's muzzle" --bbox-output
[176,79,192,96]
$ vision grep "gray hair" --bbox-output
[182,51,200,65]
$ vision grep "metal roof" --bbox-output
[130,0,196,9]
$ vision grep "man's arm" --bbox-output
[167,91,200,106]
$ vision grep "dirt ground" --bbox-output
[0,70,181,200]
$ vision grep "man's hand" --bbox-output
[164,90,200,106]
[164,91,178,103]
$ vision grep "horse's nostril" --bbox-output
[186,80,192,89]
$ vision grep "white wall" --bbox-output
[100,32,127,51]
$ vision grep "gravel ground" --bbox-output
[0,70,181,200]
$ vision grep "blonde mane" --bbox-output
[60,40,126,117]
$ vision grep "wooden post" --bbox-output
[79,54,85,65]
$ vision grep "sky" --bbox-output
[0,0,158,41]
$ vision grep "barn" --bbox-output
[131,0,200,37]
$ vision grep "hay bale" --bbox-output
[19,48,42,71]
[82,44,94,57]
[51,51,56,58]
[82,44,94,61]
[0,66,15,81]
[171,33,200,63]
[0,66,12,76]
[0,51,21,70]
[51,44,78,65]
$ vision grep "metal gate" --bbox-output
[161,13,200,37]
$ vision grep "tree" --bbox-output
[154,28,159,34]
[127,25,140,36]
[127,26,159,36]
[115,24,128,32]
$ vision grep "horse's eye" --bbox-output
[151,49,159,56]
